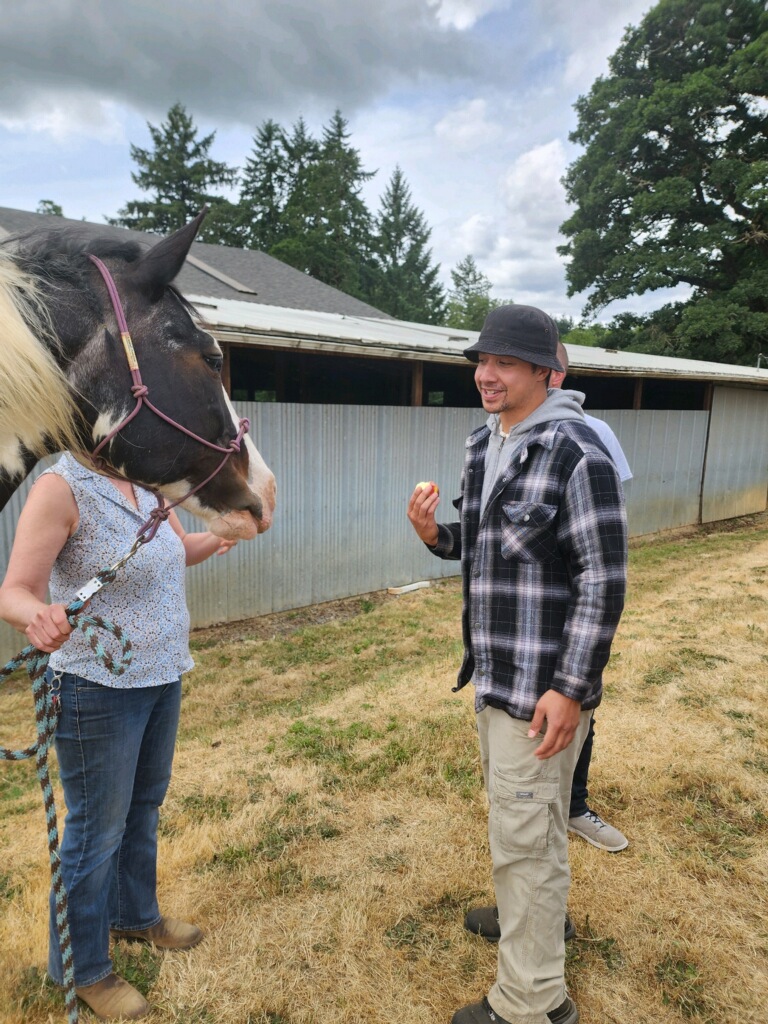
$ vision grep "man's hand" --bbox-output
[528,689,582,760]
[407,482,440,546]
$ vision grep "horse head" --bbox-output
[17,213,275,539]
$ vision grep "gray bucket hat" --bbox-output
[464,304,563,372]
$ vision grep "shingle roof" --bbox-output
[0,206,390,319]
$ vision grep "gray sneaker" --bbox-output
[568,809,628,852]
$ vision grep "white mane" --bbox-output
[0,249,80,465]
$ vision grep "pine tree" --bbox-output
[446,255,504,330]
[271,111,376,299]
[370,167,446,323]
[111,103,238,241]
[238,119,291,251]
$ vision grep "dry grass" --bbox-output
[1,517,768,1024]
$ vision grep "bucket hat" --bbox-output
[464,304,563,372]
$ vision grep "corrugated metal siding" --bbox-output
[178,404,481,625]
[701,387,768,523]
[588,410,709,536]
[0,402,765,663]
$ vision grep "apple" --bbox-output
[416,481,439,494]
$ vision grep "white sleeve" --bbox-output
[584,415,632,482]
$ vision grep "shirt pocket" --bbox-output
[500,501,559,563]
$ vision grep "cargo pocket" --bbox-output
[500,502,558,563]
[491,770,559,858]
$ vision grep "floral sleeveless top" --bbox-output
[46,454,194,687]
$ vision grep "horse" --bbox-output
[0,210,275,539]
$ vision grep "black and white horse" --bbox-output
[0,211,275,539]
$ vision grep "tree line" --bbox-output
[100,104,499,330]
[41,105,501,329]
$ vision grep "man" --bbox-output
[407,305,627,1024]
[550,341,631,855]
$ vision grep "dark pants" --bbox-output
[568,713,595,819]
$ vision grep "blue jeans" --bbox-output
[47,672,182,987]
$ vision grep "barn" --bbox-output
[0,207,766,656]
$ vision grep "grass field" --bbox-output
[1,515,767,1024]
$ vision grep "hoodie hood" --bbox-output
[486,388,586,440]
[480,389,586,515]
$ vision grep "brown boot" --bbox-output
[111,916,203,950]
[75,973,149,1020]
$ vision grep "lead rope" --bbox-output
[0,560,137,1024]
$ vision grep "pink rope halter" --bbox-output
[87,253,250,543]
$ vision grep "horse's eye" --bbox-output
[203,354,223,373]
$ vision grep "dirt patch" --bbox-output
[190,586,444,647]
[629,509,768,547]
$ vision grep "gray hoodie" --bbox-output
[480,388,585,515]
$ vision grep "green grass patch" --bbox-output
[0,870,21,902]
[111,943,163,996]
[655,954,710,1019]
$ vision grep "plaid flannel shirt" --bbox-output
[430,418,627,720]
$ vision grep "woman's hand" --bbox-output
[26,602,73,653]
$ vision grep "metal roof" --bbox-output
[191,295,768,387]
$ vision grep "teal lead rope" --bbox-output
[0,566,134,1024]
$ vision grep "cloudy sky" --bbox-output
[0,0,683,320]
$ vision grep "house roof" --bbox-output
[0,206,390,319]
[192,294,768,388]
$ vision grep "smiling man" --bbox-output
[407,304,627,1024]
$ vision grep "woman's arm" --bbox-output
[0,474,79,651]
[167,511,238,567]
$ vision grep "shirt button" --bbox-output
[472,570,481,578]
[523,514,530,522]
[473,621,481,629]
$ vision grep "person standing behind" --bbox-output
[0,453,238,1021]
[407,305,627,1024]
[549,341,631,854]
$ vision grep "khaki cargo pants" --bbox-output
[477,705,592,1024]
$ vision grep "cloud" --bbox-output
[428,0,509,31]
[434,98,502,152]
[530,0,655,91]
[0,0,481,135]
[0,97,125,144]
[500,139,570,239]
[444,140,574,311]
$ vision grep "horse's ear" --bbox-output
[131,208,208,301]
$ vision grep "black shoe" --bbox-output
[547,996,579,1024]
[451,994,578,1024]
[463,906,576,943]
[451,997,512,1024]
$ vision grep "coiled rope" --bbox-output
[0,566,133,1024]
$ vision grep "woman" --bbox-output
[0,453,237,1021]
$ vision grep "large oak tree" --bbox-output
[559,0,768,364]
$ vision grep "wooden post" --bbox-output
[411,361,424,407]
[633,378,643,410]
[222,343,232,397]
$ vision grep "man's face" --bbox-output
[474,353,549,428]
